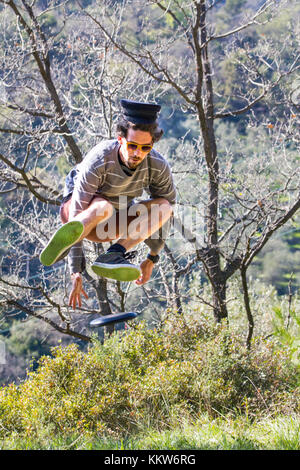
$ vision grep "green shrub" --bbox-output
[0,314,299,440]
[272,307,300,372]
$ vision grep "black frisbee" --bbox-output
[89,312,138,328]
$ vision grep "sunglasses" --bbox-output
[125,141,153,153]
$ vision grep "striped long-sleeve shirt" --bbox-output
[63,139,176,273]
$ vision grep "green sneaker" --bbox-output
[39,221,84,266]
[91,252,141,282]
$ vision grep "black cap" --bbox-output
[120,99,161,124]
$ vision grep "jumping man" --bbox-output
[40,99,176,309]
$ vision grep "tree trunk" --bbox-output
[195,2,229,321]
[83,273,115,335]
[203,248,228,322]
[94,278,114,335]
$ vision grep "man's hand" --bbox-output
[135,258,154,286]
[69,272,89,309]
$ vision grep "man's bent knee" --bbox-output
[90,197,114,220]
[148,198,173,220]
[159,198,173,215]
[60,195,114,224]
